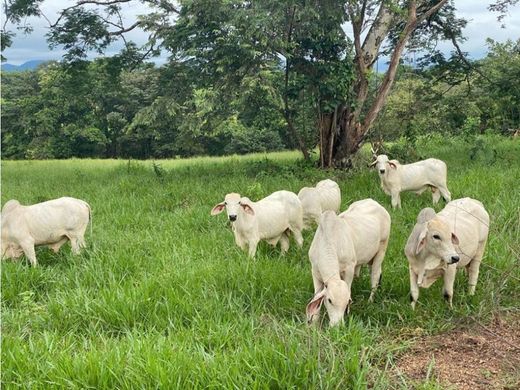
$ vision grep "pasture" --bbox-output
[2,136,519,388]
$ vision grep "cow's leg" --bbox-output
[341,262,356,287]
[442,266,457,308]
[468,241,487,295]
[20,240,37,267]
[295,230,304,247]
[342,263,356,314]
[438,185,451,202]
[247,239,259,258]
[234,233,248,252]
[68,235,84,255]
[279,234,290,254]
[391,190,401,209]
[77,234,87,250]
[290,227,304,248]
[431,187,441,204]
[409,267,419,310]
[354,264,362,277]
[368,240,387,302]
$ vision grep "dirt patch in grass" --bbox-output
[394,314,520,389]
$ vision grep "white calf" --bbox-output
[211,190,304,257]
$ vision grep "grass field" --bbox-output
[2,136,519,388]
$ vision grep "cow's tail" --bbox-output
[85,201,93,237]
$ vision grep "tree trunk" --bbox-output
[319,107,364,169]
[284,109,310,160]
[318,0,450,169]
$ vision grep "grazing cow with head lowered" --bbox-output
[211,190,304,258]
[405,198,489,309]
[298,179,341,229]
[306,199,391,327]
[1,197,91,266]
[370,155,451,209]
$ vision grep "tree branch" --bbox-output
[49,0,133,28]
[76,0,133,6]
[449,34,496,85]
[282,5,309,160]
[362,0,418,133]
[417,0,450,23]
[360,0,449,134]
[107,21,141,36]
[361,2,395,68]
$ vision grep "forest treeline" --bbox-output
[2,38,519,160]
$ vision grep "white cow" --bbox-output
[370,155,451,209]
[1,197,91,266]
[306,199,391,326]
[211,190,304,257]
[298,179,341,228]
[405,198,490,309]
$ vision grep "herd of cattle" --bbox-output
[1,154,490,327]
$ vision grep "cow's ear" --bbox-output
[415,228,428,255]
[388,161,397,169]
[240,203,255,215]
[451,232,460,245]
[211,202,226,215]
[306,288,326,323]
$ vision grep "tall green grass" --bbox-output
[2,137,519,388]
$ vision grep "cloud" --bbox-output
[3,0,153,64]
[3,0,519,65]
[454,1,520,58]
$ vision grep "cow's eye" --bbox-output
[328,298,332,304]
[224,202,227,205]
[433,234,441,240]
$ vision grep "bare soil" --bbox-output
[394,314,520,389]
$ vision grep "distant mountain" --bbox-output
[1,60,46,72]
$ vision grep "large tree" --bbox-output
[2,0,517,166]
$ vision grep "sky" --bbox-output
[2,0,520,65]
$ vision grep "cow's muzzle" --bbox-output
[448,255,460,264]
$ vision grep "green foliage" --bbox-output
[162,0,354,153]
[375,39,520,142]
[2,32,519,161]
[1,137,519,387]
[1,59,288,159]
[209,116,285,155]
[461,116,481,141]
[387,137,422,162]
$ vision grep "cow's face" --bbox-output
[370,155,397,175]
[376,154,389,174]
[306,279,351,327]
[415,218,460,265]
[211,193,254,221]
